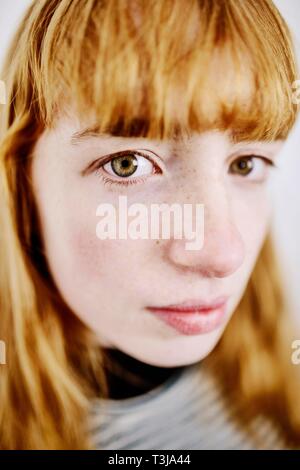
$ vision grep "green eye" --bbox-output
[228,154,275,183]
[230,157,254,176]
[111,154,138,177]
[102,150,156,180]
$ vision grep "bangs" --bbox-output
[30,0,298,141]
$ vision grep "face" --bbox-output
[30,113,283,367]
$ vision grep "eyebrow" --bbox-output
[69,115,191,146]
[70,117,151,145]
[70,118,284,147]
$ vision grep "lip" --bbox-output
[147,295,228,313]
[146,296,228,335]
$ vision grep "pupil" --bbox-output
[237,158,253,174]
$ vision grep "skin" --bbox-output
[30,113,283,367]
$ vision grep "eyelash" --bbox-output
[92,151,275,187]
[230,154,275,167]
[99,174,148,188]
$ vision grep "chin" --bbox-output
[134,340,220,368]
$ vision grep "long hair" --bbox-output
[0,0,299,449]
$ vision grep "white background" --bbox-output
[0,1,300,323]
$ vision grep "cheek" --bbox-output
[61,215,142,294]
[38,199,111,299]
[235,191,271,247]
[230,192,271,286]
[43,215,123,324]
[61,220,127,300]
[70,226,108,280]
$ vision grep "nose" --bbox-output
[165,188,245,279]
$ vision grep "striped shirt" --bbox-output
[89,360,288,450]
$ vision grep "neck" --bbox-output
[102,348,183,399]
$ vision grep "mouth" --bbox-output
[145,296,228,335]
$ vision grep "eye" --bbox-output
[105,154,139,177]
[94,150,162,186]
[229,154,275,182]
[103,151,154,178]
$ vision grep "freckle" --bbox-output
[156,240,160,245]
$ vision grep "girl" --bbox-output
[0,0,300,450]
